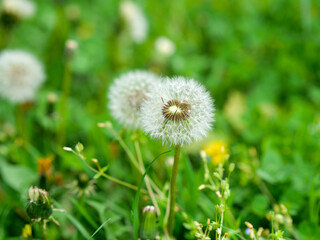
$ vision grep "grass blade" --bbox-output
[88,218,111,240]
[132,150,171,240]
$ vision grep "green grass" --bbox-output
[0,0,320,239]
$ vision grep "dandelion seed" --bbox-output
[1,0,35,20]
[108,70,160,129]
[0,50,45,103]
[141,76,215,146]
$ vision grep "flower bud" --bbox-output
[229,163,235,172]
[139,205,157,239]
[65,39,78,58]
[26,186,52,220]
[75,142,84,153]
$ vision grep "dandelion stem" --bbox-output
[57,58,72,147]
[134,139,160,216]
[167,144,181,236]
[16,103,28,144]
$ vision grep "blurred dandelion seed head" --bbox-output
[141,77,215,146]
[2,0,35,19]
[108,70,160,129]
[0,50,45,103]
[120,1,148,43]
[155,36,175,56]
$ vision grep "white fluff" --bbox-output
[108,70,160,129]
[141,77,215,146]
[0,50,45,103]
[120,1,148,43]
[2,0,35,19]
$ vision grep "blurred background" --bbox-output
[0,0,320,239]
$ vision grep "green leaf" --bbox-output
[257,149,289,183]
[93,165,109,180]
[54,201,91,239]
[0,160,37,192]
[72,199,98,229]
[251,194,269,216]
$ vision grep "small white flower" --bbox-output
[2,0,35,20]
[141,77,214,146]
[120,1,148,43]
[108,70,160,129]
[0,50,45,103]
[155,37,176,57]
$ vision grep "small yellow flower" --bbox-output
[21,224,32,238]
[37,156,54,177]
[203,141,229,165]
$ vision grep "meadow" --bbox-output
[0,0,319,239]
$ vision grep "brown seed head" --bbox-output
[162,99,191,121]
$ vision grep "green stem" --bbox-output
[57,58,72,147]
[167,144,181,236]
[257,178,276,204]
[16,103,28,144]
[218,200,225,240]
[72,150,141,192]
[134,139,160,216]
[0,20,11,49]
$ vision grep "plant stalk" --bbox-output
[167,144,181,236]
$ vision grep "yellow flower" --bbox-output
[21,224,32,238]
[37,156,53,177]
[203,141,229,165]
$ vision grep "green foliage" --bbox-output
[0,0,320,239]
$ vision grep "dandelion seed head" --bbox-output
[155,36,175,57]
[0,50,45,103]
[120,1,148,43]
[108,70,160,129]
[2,0,35,19]
[141,77,215,146]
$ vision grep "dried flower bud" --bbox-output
[280,204,288,215]
[245,221,254,229]
[207,218,210,225]
[91,158,98,164]
[139,205,157,239]
[216,191,222,198]
[63,146,73,152]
